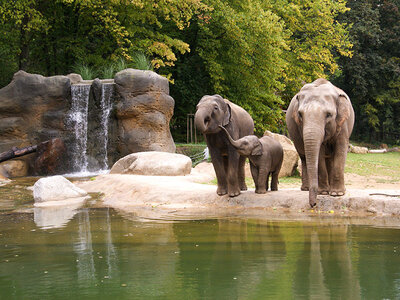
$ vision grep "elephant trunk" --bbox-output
[194,109,210,133]
[219,126,241,148]
[303,127,324,207]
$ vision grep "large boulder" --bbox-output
[264,131,299,177]
[114,69,176,155]
[110,151,192,176]
[33,175,88,204]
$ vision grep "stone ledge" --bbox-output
[77,172,400,219]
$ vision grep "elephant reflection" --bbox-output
[172,220,361,299]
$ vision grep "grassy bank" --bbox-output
[345,152,400,182]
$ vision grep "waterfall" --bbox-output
[70,84,90,174]
[99,83,114,170]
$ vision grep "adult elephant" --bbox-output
[286,79,355,207]
[194,95,254,197]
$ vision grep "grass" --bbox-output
[72,63,97,80]
[345,152,400,181]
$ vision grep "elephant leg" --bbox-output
[300,155,309,191]
[330,139,348,196]
[271,159,283,191]
[271,171,279,191]
[318,145,330,195]
[238,155,247,191]
[265,173,270,191]
[250,162,259,190]
[209,147,228,195]
[255,162,269,194]
[227,148,241,197]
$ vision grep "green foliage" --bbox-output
[72,63,97,80]
[130,52,153,71]
[270,0,353,102]
[195,0,288,134]
[4,0,399,147]
[334,0,400,144]
[99,64,116,80]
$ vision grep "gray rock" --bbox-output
[114,69,175,155]
[66,73,83,84]
[33,175,88,203]
[110,151,192,176]
[114,68,169,95]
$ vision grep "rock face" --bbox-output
[33,138,68,175]
[264,131,299,177]
[110,151,192,176]
[33,175,88,204]
[0,69,177,175]
[114,69,176,155]
[0,71,73,176]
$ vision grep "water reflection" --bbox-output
[74,209,96,288]
[33,202,81,229]
[0,211,400,299]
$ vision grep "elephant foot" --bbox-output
[229,190,241,197]
[216,186,228,196]
[255,188,267,194]
[301,186,309,191]
[330,190,345,197]
[271,187,278,191]
[240,184,248,191]
[319,190,329,195]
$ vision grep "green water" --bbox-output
[1,208,400,299]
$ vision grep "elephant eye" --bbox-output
[214,105,218,110]
[298,111,303,120]
[326,112,332,118]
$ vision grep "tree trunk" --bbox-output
[0,145,38,163]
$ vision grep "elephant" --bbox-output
[194,95,254,197]
[219,126,284,193]
[286,78,355,207]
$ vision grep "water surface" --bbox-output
[1,208,400,299]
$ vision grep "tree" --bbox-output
[334,0,400,144]
[179,0,289,135]
[269,0,352,103]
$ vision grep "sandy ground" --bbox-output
[75,162,400,220]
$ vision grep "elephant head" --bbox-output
[290,78,353,207]
[219,126,262,156]
[194,95,231,134]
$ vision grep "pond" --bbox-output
[1,207,400,299]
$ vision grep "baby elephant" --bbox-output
[219,126,283,194]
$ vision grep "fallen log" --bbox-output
[0,145,38,163]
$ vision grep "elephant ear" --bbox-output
[223,100,232,126]
[291,95,301,125]
[251,141,263,156]
[336,93,351,133]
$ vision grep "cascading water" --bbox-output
[98,83,114,170]
[70,84,90,174]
